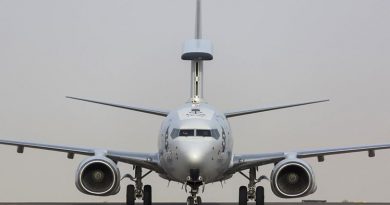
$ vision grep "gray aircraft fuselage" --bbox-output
[158,102,233,183]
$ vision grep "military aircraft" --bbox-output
[1,1,390,205]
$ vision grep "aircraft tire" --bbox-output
[239,186,248,205]
[126,185,135,205]
[196,196,202,205]
[255,186,264,205]
[143,185,152,205]
[187,196,194,205]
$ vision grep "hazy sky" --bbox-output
[0,0,390,203]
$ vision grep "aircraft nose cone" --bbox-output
[186,149,203,165]
[171,138,221,183]
[178,140,211,168]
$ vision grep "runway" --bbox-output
[0,203,387,205]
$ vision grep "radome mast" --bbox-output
[182,0,213,103]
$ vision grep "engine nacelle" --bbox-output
[75,156,121,196]
[270,158,317,198]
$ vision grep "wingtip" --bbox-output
[310,99,330,105]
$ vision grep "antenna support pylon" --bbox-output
[181,0,213,103]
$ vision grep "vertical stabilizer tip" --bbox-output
[195,0,202,39]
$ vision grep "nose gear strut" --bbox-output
[184,175,204,205]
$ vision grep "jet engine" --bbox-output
[270,158,317,198]
[75,156,121,196]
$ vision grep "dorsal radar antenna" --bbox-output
[182,0,213,104]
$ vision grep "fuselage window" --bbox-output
[179,129,195,136]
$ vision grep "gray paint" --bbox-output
[0,0,390,203]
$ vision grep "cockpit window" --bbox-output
[211,129,220,139]
[171,129,220,139]
[196,129,211,137]
[179,129,195,136]
[171,128,180,139]
[197,129,220,139]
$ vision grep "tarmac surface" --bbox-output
[0,203,387,205]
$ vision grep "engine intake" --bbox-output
[270,158,316,198]
[75,156,120,196]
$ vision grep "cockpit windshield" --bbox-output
[171,128,220,139]
[196,129,211,137]
[179,129,194,136]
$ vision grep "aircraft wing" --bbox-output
[66,96,169,117]
[227,143,390,174]
[0,139,164,173]
[224,100,329,118]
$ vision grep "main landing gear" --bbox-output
[238,167,267,205]
[123,166,153,205]
[239,186,264,205]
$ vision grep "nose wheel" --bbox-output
[187,196,194,205]
[184,183,203,205]
[187,196,202,205]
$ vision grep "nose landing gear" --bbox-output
[184,175,204,205]
[238,167,267,205]
[186,186,202,205]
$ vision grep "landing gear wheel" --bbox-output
[187,196,194,205]
[126,185,135,205]
[255,186,264,205]
[196,196,202,205]
[239,186,248,205]
[143,185,152,205]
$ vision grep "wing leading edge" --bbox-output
[66,96,169,117]
[0,139,164,173]
[227,143,390,174]
[224,100,329,118]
